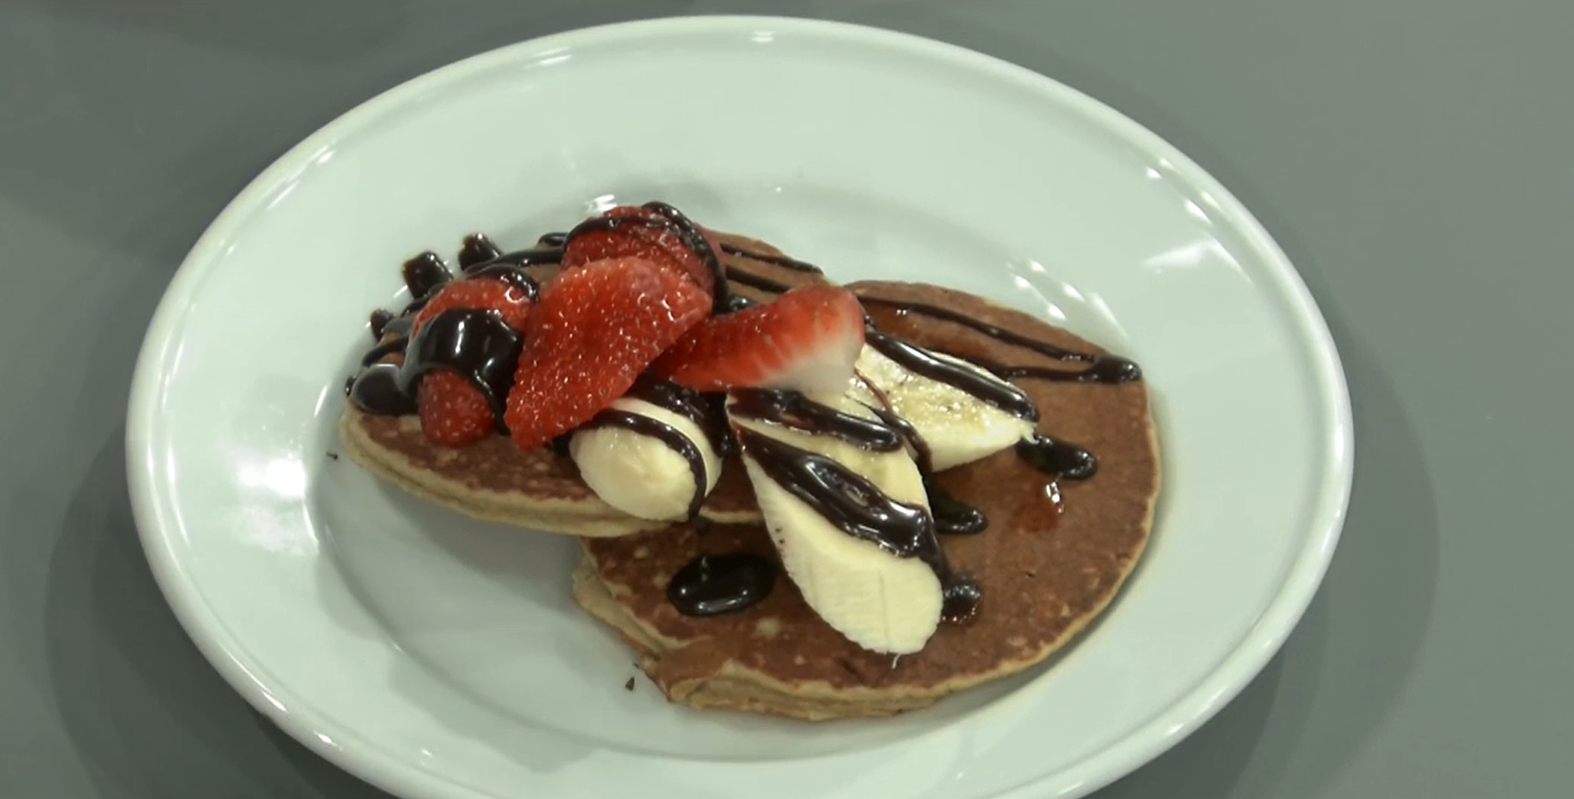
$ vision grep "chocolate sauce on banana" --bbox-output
[728,389,903,452]
[866,331,1040,422]
[668,553,778,617]
[736,428,976,615]
[625,378,731,453]
[581,409,709,520]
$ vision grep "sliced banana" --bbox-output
[729,391,943,655]
[848,345,1035,472]
[570,397,722,521]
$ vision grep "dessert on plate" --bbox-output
[340,202,1160,720]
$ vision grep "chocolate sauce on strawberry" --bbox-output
[459,262,542,303]
[562,202,729,307]
[728,390,903,452]
[668,553,778,617]
[581,409,710,520]
[349,308,523,429]
[457,234,504,268]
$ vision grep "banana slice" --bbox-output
[847,344,1034,472]
[728,391,943,655]
[570,397,722,521]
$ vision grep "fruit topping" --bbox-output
[563,205,722,302]
[418,371,496,447]
[413,277,533,334]
[407,276,536,448]
[505,257,710,452]
[650,284,866,394]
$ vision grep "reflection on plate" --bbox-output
[127,16,1351,799]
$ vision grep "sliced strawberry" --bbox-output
[409,277,533,447]
[562,206,719,302]
[505,257,710,451]
[650,285,866,394]
[413,277,532,333]
[418,371,494,446]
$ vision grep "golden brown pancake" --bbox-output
[574,278,1160,721]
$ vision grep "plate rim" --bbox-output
[125,14,1354,799]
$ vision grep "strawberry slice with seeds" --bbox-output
[417,372,496,446]
[650,284,866,394]
[505,257,710,452]
[409,277,534,447]
[413,277,532,333]
[562,205,720,303]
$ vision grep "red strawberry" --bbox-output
[418,372,495,446]
[413,277,532,333]
[650,285,866,394]
[410,277,533,447]
[562,206,719,302]
[505,257,710,451]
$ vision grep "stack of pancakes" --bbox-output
[340,233,1160,721]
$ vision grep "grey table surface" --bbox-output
[2,1,1570,797]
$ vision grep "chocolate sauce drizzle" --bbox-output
[349,308,523,427]
[866,331,1040,421]
[563,201,729,307]
[581,409,709,520]
[719,243,825,275]
[347,245,545,430]
[728,389,902,452]
[667,553,778,617]
[736,429,981,621]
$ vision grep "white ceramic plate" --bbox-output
[127,16,1352,799]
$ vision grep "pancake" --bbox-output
[337,233,826,536]
[574,280,1160,720]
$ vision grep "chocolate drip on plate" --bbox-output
[667,553,778,617]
